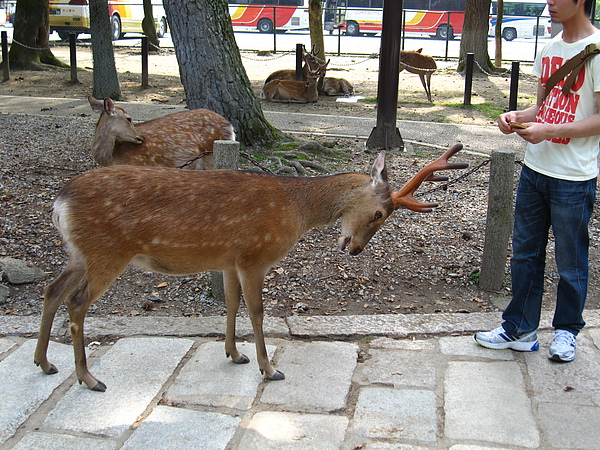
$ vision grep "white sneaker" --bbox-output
[548,329,576,362]
[475,325,539,352]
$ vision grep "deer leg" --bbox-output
[34,262,85,375]
[240,270,284,381]
[420,73,433,102]
[65,261,129,392]
[223,270,249,365]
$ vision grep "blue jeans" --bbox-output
[502,165,596,337]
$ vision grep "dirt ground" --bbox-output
[1,44,599,322]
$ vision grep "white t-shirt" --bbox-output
[528,31,600,181]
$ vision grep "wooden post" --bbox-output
[141,37,149,88]
[69,33,78,83]
[509,61,520,111]
[295,43,303,81]
[479,150,516,291]
[210,140,240,303]
[366,0,404,151]
[463,52,474,106]
[1,31,9,82]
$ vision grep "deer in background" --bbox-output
[34,144,468,391]
[399,48,437,103]
[262,60,329,103]
[265,46,354,96]
[88,96,235,170]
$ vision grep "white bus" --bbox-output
[490,0,551,41]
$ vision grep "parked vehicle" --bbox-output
[489,0,551,41]
[48,0,168,41]
[228,0,309,33]
[323,0,466,40]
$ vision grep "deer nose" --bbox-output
[136,134,145,144]
[349,246,363,256]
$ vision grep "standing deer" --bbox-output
[399,48,437,103]
[34,144,467,391]
[261,61,329,103]
[88,96,235,170]
[265,46,353,96]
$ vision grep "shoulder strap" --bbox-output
[542,43,600,102]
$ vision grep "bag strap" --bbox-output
[542,42,600,102]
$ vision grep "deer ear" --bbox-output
[104,98,116,115]
[371,151,388,186]
[88,96,104,114]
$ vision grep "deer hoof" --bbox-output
[35,360,58,375]
[231,353,250,364]
[91,380,107,392]
[268,370,285,381]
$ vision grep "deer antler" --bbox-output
[391,143,468,212]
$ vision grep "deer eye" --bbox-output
[374,211,383,221]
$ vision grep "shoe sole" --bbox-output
[548,352,575,362]
[475,337,540,352]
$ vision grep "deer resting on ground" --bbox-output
[88,96,235,170]
[265,46,354,96]
[262,61,329,103]
[399,48,437,103]
[34,144,467,391]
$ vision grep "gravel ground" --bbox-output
[3,112,599,322]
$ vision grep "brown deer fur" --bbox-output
[399,48,437,102]
[262,61,329,103]
[88,96,235,170]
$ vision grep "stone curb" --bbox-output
[2,310,599,340]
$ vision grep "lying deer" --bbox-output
[88,96,235,170]
[261,61,329,103]
[34,144,467,391]
[399,48,437,103]
[265,46,353,96]
[264,44,321,85]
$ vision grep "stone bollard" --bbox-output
[479,150,516,291]
[211,140,240,304]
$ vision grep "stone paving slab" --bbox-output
[0,340,75,446]
[122,406,241,450]
[43,337,194,437]
[11,431,116,450]
[165,341,277,410]
[260,341,358,413]
[444,360,539,448]
[238,411,348,449]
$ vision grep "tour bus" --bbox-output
[323,0,466,39]
[489,0,551,41]
[48,0,168,41]
[228,0,310,33]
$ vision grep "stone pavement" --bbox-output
[1,310,600,449]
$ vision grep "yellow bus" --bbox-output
[49,0,168,41]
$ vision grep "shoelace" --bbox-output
[552,331,576,347]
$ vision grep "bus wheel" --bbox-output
[346,21,360,36]
[503,27,517,41]
[435,24,454,40]
[258,18,274,33]
[157,17,168,38]
[111,14,123,40]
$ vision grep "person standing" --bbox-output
[475,0,600,362]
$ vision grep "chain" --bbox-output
[177,152,211,169]
[400,60,436,73]
[7,38,48,51]
[416,158,491,197]
[240,50,295,61]
[240,151,275,174]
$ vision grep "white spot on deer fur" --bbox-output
[264,233,272,242]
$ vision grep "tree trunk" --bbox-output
[458,0,494,73]
[494,0,503,68]
[309,0,325,58]
[8,0,68,69]
[163,0,286,147]
[90,0,122,100]
[142,0,160,52]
